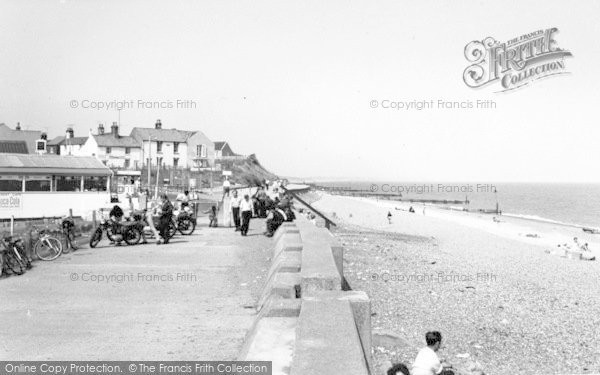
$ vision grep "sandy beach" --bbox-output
[309,193,600,375]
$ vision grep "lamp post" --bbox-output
[147,135,152,192]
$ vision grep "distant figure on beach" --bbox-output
[581,242,590,252]
[423,205,426,215]
[387,363,410,375]
[387,211,392,224]
[493,216,500,223]
[412,331,453,375]
[409,206,415,213]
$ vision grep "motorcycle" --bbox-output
[89,217,142,248]
[135,211,177,241]
[173,206,196,235]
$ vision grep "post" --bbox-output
[92,210,97,227]
[10,215,14,236]
[147,136,152,191]
[69,208,73,219]
[155,161,160,199]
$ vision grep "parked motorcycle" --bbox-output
[173,206,196,235]
[134,211,177,241]
[89,218,142,248]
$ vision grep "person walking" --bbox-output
[158,193,173,244]
[239,194,254,236]
[230,190,242,231]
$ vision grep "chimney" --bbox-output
[15,122,21,131]
[111,122,119,138]
[98,123,105,135]
[41,132,47,140]
[155,119,162,129]
[66,127,74,139]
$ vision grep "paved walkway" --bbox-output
[0,218,272,360]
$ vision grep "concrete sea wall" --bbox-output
[239,215,373,375]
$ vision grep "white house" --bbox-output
[79,123,142,169]
[130,119,215,169]
[47,127,88,156]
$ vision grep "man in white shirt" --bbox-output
[229,189,243,231]
[239,194,254,236]
[412,331,450,375]
[222,176,231,199]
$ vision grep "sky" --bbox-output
[1,0,599,183]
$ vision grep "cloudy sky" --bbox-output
[1,0,599,182]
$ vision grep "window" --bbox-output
[173,142,179,154]
[25,176,51,192]
[173,158,179,168]
[106,147,111,154]
[0,176,22,191]
[124,159,130,168]
[56,176,82,191]
[84,176,108,192]
[196,144,206,158]
[156,141,163,153]
[125,147,130,154]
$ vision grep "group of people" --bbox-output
[387,331,454,375]
[108,190,176,245]
[221,179,295,237]
[558,236,591,252]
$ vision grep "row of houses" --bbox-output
[0,120,242,170]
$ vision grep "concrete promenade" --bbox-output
[0,219,272,360]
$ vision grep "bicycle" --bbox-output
[61,217,79,253]
[1,234,29,275]
[33,226,63,261]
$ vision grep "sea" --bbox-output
[311,181,600,229]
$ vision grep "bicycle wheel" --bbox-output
[66,230,79,251]
[14,242,31,269]
[89,228,102,248]
[34,236,63,261]
[178,218,196,235]
[61,233,71,254]
[4,251,26,275]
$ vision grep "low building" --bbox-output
[80,123,142,169]
[214,141,244,160]
[130,119,215,169]
[0,123,43,154]
[0,153,112,219]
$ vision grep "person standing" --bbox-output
[158,193,173,244]
[230,190,242,231]
[222,176,231,199]
[239,194,253,236]
[387,211,392,224]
